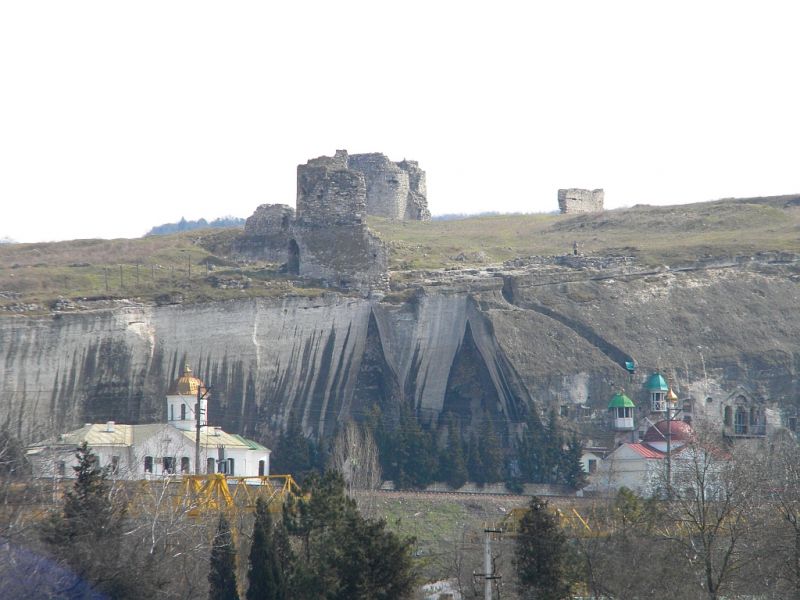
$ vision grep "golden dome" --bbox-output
[168,365,204,395]
[666,388,679,403]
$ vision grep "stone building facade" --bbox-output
[558,188,604,214]
[235,149,431,292]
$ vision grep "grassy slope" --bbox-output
[369,196,800,270]
[0,229,325,311]
[2,196,799,311]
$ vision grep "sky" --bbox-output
[1,1,799,243]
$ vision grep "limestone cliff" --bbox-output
[2,255,799,445]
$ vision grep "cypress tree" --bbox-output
[479,415,504,484]
[560,435,587,489]
[515,496,572,600]
[467,432,485,486]
[209,513,240,600]
[441,414,468,489]
[246,498,284,600]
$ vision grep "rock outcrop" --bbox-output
[2,255,799,446]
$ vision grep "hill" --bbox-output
[1,196,799,313]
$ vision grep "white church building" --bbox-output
[27,366,270,479]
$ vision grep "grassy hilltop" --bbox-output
[1,195,799,312]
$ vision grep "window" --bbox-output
[180,404,186,420]
[588,459,597,474]
[724,406,732,426]
[683,415,693,425]
[163,457,176,474]
[111,456,120,474]
[227,458,235,476]
[57,461,66,477]
[144,456,153,473]
[170,404,174,421]
[560,404,569,417]
[207,457,215,474]
[789,416,798,432]
[217,460,227,474]
[258,460,265,476]
[181,457,191,473]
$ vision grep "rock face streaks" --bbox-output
[0,293,532,443]
[3,262,800,445]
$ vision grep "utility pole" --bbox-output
[195,383,211,474]
[474,524,502,600]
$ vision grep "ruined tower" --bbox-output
[558,189,604,214]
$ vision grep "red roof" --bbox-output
[642,420,694,444]
[626,443,665,459]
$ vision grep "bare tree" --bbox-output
[330,421,382,516]
[661,431,757,600]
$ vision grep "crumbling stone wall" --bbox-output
[345,153,430,220]
[235,204,295,262]
[238,150,410,292]
[290,225,389,291]
[558,189,604,214]
[244,204,295,235]
[298,150,430,222]
[296,151,367,226]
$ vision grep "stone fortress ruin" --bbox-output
[558,188,604,214]
[237,150,430,292]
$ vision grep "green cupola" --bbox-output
[646,372,670,412]
[608,391,635,430]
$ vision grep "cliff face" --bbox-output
[3,257,799,444]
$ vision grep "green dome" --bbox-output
[608,392,635,409]
[646,373,669,392]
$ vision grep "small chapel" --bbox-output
[27,366,270,479]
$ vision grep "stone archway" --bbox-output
[287,239,300,275]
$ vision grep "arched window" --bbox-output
[287,240,300,275]
[207,457,215,474]
[735,407,748,435]
[724,406,732,426]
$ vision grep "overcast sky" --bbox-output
[1,1,798,243]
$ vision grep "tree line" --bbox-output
[145,216,245,236]
[271,404,586,492]
[0,441,415,599]
[509,430,800,600]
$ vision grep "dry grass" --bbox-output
[369,196,800,269]
[2,196,799,312]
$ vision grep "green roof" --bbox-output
[608,392,635,409]
[645,372,669,391]
[231,434,269,452]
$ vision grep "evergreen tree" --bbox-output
[284,470,415,599]
[467,432,486,486]
[560,435,587,489]
[544,408,563,484]
[479,415,504,484]
[440,414,468,489]
[42,442,134,596]
[209,513,240,600]
[272,412,318,481]
[246,498,285,600]
[515,496,572,600]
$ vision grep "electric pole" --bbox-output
[195,383,211,474]
[474,524,502,600]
